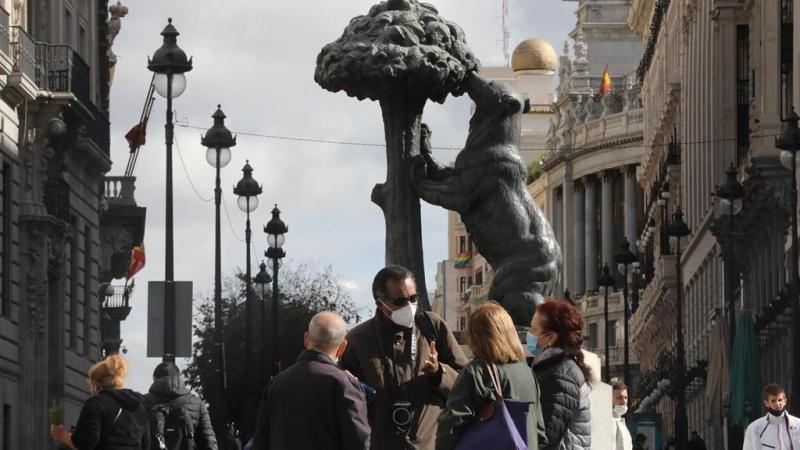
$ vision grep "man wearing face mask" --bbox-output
[743,383,800,450]
[339,265,468,450]
[611,382,632,450]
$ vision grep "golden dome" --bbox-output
[511,38,557,72]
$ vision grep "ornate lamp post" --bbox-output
[254,261,271,384]
[778,109,800,412]
[598,263,615,382]
[659,182,671,255]
[265,206,288,376]
[615,237,637,385]
[714,164,744,353]
[201,105,234,449]
[667,208,690,449]
[233,161,261,438]
[148,18,192,363]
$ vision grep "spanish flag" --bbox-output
[598,65,612,96]
[126,243,146,279]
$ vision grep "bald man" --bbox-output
[252,312,370,450]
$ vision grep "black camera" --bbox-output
[391,400,412,429]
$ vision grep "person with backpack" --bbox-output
[142,362,218,450]
[530,299,592,450]
[436,301,547,450]
[49,354,150,450]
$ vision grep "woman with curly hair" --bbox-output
[50,354,150,450]
[529,299,592,450]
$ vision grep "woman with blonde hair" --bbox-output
[437,301,547,450]
[50,354,150,450]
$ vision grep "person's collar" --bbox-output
[299,349,337,365]
[534,346,565,364]
[766,410,787,423]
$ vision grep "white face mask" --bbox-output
[613,405,628,417]
[382,300,417,328]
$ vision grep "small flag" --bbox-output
[454,252,472,268]
[124,120,148,149]
[126,244,145,279]
[598,65,612,96]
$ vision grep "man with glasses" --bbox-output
[340,265,467,450]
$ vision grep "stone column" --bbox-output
[563,165,575,293]
[624,166,638,253]
[553,187,564,295]
[602,171,615,268]
[585,175,598,291]
[573,180,586,295]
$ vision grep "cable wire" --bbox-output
[173,130,214,203]
[222,196,245,242]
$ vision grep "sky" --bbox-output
[110,0,576,392]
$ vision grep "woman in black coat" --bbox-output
[529,299,593,450]
[50,354,150,450]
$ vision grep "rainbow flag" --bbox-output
[598,65,612,96]
[454,252,472,268]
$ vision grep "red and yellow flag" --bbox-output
[598,65,613,96]
[126,243,145,279]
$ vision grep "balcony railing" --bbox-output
[573,108,645,148]
[38,44,91,106]
[11,26,36,81]
[104,284,132,309]
[105,176,137,206]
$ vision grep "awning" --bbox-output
[729,311,762,427]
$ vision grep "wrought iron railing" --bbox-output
[38,44,92,106]
[11,26,36,81]
[104,284,132,309]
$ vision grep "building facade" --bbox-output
[0,1,143,447]
[629,0,798,447]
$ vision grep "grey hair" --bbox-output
[307,311,347,352]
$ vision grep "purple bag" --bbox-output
[455,362,529,450]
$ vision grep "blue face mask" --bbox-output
[526,331,543,356]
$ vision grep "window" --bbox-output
[2,404,9,450]
[0,162,9,317]
[781,0,794,117]
[459,236,466,253]
[587,322,598,350]
[475,269,483,286]
[64,8,73,46]
[736,25,750,164]
[69,216,78,351]
[467,276,472,287]
[459,277,466,294]
[79,25,87,59]
[459,316,467,331]
[83,226,91,356]
[608,320,619,347]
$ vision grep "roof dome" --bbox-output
[511,38,557,72]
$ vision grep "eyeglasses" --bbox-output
[384,294,418,307]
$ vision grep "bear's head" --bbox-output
[465,73,525,149]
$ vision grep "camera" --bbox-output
[391,400,412,429]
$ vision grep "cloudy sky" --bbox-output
[110,0,576,391]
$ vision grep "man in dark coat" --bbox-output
[339,266,468,450]
[253,311,370,450]
[142,362,218,450]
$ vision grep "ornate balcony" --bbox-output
[630,253,677,369]
[0,6,12,78]
[99,176,146,283]
[101,283,133,356]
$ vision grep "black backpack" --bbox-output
[150,401,195,450]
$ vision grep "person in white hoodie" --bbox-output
[743,383,800,450]
[612,381,633,450]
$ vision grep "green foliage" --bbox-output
[183,264,361,437]
[48,399,63,425]
[527,159,544,184]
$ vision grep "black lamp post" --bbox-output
[265,206,288,376]
[148,18,192,363]
[714,164,744,354]
[233,161,262,439]
[254,261,271,386]
[777,109,800,413]
[659,182,671,255]
[615,237,637,385]
[598,263,615,382]
[201,105,234,449]
[667,208,690,449]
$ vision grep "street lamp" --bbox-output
[714,164,744,354]
[598,263,615,382]
[148,17,192,363]
[234,161,261,439]
[254,261,271,386]
[666,208,690,449]
[615,237,637,385]
[201,104,234,449]
[659,182,671,255]
[777,108,800,413]
[265,206,288,376]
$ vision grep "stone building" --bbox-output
[0,1,143,447]
[629,0,798,446]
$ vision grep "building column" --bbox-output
[585,175,598,291]
[602,171,615,268]
[563,165,575,293]
[624,166,638,253]
[553,187,564,295]
[573,180,586,295]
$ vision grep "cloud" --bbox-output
[340,280,360,291]
[110,0,574,393]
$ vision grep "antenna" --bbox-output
[501,0,511,67]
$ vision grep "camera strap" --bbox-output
[374,320,409,402]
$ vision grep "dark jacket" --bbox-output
[71,388,150,450]
[436,359,547,450]
[142,371,218,450]
[339,311,468,450]
[532,348,591,450]
[252,349,370,450]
